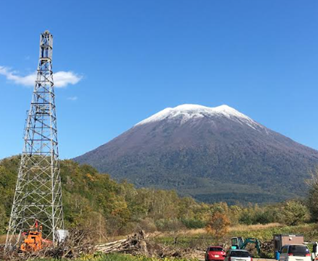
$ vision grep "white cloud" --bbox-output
[67,96,78,101]
[0,66,82,88]
[54,71,82,87]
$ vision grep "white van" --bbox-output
[279,245,311,261]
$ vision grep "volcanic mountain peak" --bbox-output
[135,104,262,129]
[74,103,318,204]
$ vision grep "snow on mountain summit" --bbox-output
[136,104,262,129]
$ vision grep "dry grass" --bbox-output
[229,223,281,232]
[179,229,206,235]
[0,223,283,245]
[0,235,6,244]
[152,223,282,238]
[188,223,282,235]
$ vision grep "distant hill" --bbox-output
[0,156,205,235]
[74,104,318,204]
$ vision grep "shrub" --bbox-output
[181,218,206,229]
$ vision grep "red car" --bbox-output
[206,246,226,261]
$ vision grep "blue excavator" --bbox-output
[231,237,261,255]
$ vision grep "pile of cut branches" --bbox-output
[96,230,163,257]
[0,230,205,260]
[95,230,204,259]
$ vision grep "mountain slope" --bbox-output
[74,104,318,204]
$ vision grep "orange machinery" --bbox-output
[20,220,51,252]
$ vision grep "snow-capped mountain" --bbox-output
[136,104,264,130]
[74,104,318,204]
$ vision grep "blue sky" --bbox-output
[1,0,318,159]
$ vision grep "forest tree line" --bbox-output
[0,156,318,237]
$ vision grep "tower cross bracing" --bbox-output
[5,30,64,249]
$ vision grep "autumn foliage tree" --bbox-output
[206,211,230,242]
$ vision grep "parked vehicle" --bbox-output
[205,246,226,261]
[279,244,311,261]
[274,235,304,258]
[227,249,253,261]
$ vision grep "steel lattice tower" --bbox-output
[5,30,64,249]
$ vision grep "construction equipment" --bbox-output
[20,220,52,252]
[241,238,261,255]
[231,237,261,255]
[231,237,244,249]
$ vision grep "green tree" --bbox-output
[282,200,309,226]
[307,170,318,221]
[0,205,7,234]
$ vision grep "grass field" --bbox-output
[2,223,318,260]
[154,223,318,251]
[152,223,282,238]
